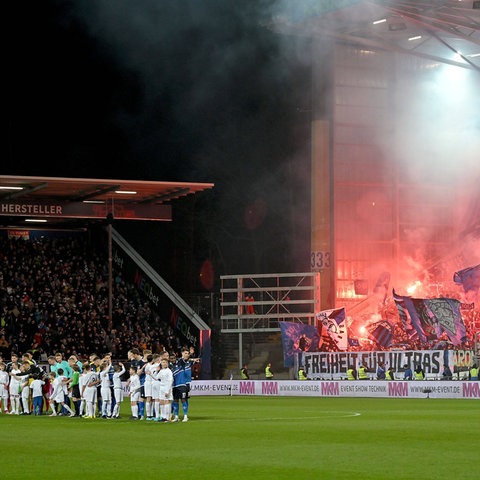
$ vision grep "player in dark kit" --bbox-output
[171,347,200,422]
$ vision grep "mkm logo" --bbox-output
[388,382,409,397]
[462,382,480,398]
[239,381,256,395]
[321,382,339,396]
[261,382,278,395]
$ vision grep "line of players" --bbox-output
[0,346,200,422]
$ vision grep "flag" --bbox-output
[392,290,418,340]
[423,298,467,346]
[369,320,393,348]
[454,264,480,299]
[316,307,347,351]
[393,290,467,346]
[348,337,360,347]
[279,321,321,368]
[374,271,391,302]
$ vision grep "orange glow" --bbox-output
[406,280,421,295]
[199,259,215,290]
[337,286,361,299]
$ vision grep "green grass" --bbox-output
[1,397,479,479]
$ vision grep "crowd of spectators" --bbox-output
[0,232,182,361]
[1,231,477,366]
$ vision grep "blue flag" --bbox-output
[279,322,321,368]
[369,320,393,348]
[454,264,480,299]
[348,337,360,347]
[393,290,467,346]
[392,290,418,340]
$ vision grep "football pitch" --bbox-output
[2,396,478,479]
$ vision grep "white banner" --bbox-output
[190,380,480,399]
[300,349,475,380]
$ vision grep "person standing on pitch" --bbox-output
[0,362,9,413]
[442,364,453,381]
[265,362,274,380]
[298,366,308,380]
[358,363,369,380]
[99,360,113,418]
[48,369,75,417]
[469,364,478,380]
[81,363,100,419]
[154,357,173,422]
[414,364,425,380]
[8,361,21,415]
[172,347,200,422]
[403,364,413,381]
[128,349,146,420]
[241,364,250,380]
[376,363,386,380]
[111,362,126,419]
[30,374,45,415]
[127,366,141,420]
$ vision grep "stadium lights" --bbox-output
[83,200,105,204]
[408,35,422,41]
[373,18,387,25]
[114,190,137,195]
[0,186,24,190]
[25,219,47,223]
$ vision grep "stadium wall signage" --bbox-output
[190,380,480,399]
[0,199,171,221]
[300,349,474,380]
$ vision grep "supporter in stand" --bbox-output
[0,235,184,361]
[442,365,453,380]
[403,364,413,380]
[376,363,386,380]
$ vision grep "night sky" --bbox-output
[6,1,313,291]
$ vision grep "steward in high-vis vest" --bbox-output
[241,365,249,380]
[347,367,357,380]
[414,365,425,380]
[265,363,274,380]
[386,367,395,380]
[358,364,368,380]
[470,364,479,380]
[298,367,308,380]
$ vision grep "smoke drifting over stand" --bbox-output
[6,1,312,281]
[6,0,480,311]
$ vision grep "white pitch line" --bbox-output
[204,411,361,422]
